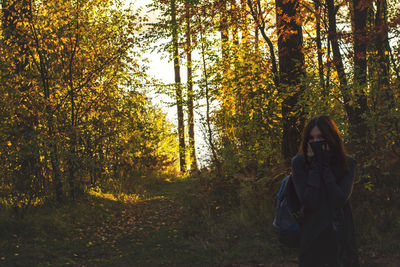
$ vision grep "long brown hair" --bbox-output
[299,114,350,180]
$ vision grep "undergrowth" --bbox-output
[0,169,399,266]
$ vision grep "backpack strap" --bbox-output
[277,175,290,201]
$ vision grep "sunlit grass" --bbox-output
[88,186,141,203]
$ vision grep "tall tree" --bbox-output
[327,0,349,96]
[313,0,325,94]
[197,4,221,174]
[247,0,278,85]
[275,0,307,161]
[373,0,395,111]
[1,0,63,203]
[350,0,370,147]
[219,0,229,68]
[171,0,186,172]
[185,0,198,172]
[327,0,365,152]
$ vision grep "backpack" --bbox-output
[272,174,304,248]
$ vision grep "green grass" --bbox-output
[0,175,286,266]
[0,174,399,266]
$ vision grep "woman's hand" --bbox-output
[309,140,332,166]
[308,140,332,170]
[307,141,314,157]
[321,142,332,167]
[307,140,329,157]
[307,141,322,171]
[309,140,325,159]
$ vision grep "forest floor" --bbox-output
[1,176,399,266]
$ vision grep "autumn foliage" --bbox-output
[0,0,178,211]
[0,0,399,265]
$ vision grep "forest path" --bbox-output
[75,177,400,267]
[1,179,191,267]
[73,178,298,266]
[76,179,192,266]
[1,177,399,266]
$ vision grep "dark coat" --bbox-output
[291,153,360,267]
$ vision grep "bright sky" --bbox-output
[127,0,209,168]
[127,0,183,84]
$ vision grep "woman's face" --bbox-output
[308,126,325,143]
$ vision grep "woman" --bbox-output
[290,115,360,267]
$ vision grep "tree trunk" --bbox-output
[171,0,186,173]
[185,1,197,172]
[327,0,368,153]
[2,0,50,200]
[48,114,63,202]
[327,0,351,90]
[313,0,325,94]
[218,0,233,150]
[349,0,371,149]
[67,15,80,200]
[219,0,229,70]
[240,0,249,43]
[327,0,350,101]
[231,0,239,46]
[247,0,278,86]
[326,33,331,89]
[275,0,306,163]
[374,0,394,111]
[26,6,64,202]
[200,9,221,176]
[254,23,259,54]
[68,65,77,200]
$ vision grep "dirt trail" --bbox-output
[3,178,397,266]
[79,179,400,266]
